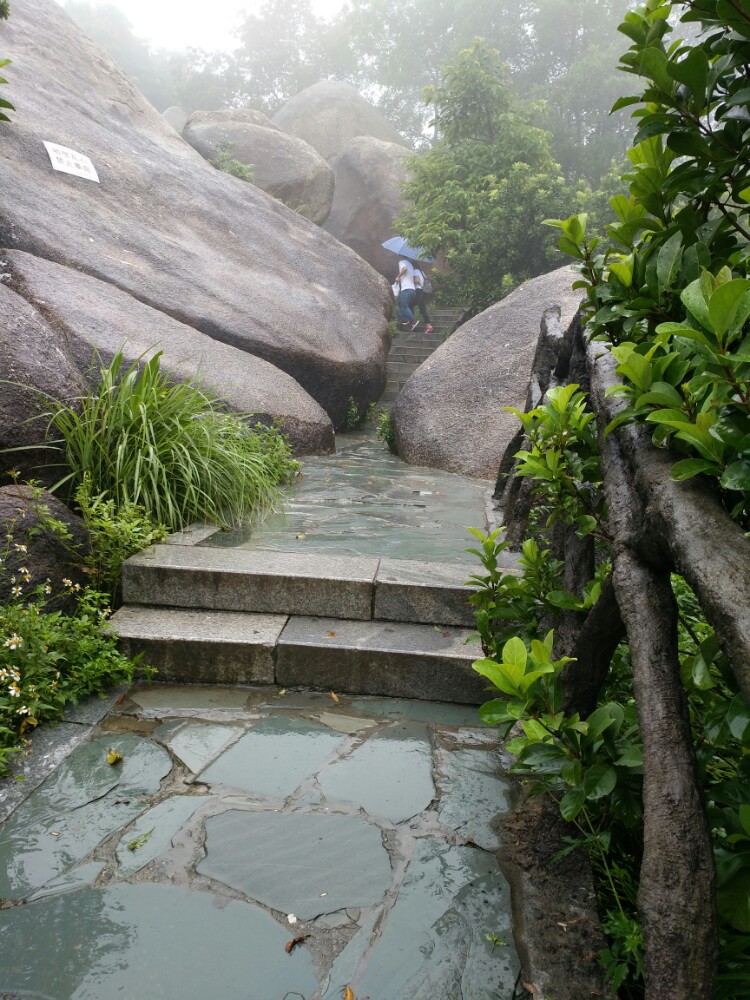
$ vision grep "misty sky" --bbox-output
[67,0,347,51]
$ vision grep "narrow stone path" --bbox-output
[210,427,491,564]
[0,684,521,999]
[0,425,527,999]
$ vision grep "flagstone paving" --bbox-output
[203,429,492,563]
[0,683,521,999]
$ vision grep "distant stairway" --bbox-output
[380,307,464,406]
[110,541,521,705]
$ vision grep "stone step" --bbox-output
[109,606,485,704]
[386,362,421,378]
[121,545,491,627]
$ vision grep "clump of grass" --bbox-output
[40,350,297,531]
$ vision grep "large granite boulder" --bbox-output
[0,0,391,431]
[0,282,87,484]
[183,109,335,225]
[6,252,335,456]
[272,81,409,163]
[324,137,412,278]
[391,267,584,480]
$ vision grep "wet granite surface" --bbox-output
[203,430,490,563]
[0,683,519,999]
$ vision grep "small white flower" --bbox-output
[44,585,52,595]
[3,633,23,650]
[14,544,27,554]
[11,585,22,597]
[62,578,72,587]
[8,683,20,697]
[16,705,29,716]
[0,668,7,681]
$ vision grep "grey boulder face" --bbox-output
[162,106,189,133]
[273,80,409,163]
[391,267,584,480]
[324,136,413,278]
[6,252,335,456]
[0,282,87,483]
[0,0,391,430]
[184,110,335,225]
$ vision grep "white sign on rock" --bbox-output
[43,142,100,182]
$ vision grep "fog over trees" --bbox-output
[65,0,638,185]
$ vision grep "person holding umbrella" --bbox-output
[396,256,419,330]
[381,237,436,331]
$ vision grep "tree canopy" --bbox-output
[398,40,574,314]
[64,0,639,185]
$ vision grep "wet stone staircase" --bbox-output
[380,307,463,406]
[110,539,518,705]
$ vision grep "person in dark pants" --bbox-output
[396,257,419,328]
[413,266,434,333]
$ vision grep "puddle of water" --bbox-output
[198,810,392,919]
[319,721,435,823]
[203,430,488,563]
[0,883,318,998]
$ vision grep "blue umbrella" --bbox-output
[381,236,436,263]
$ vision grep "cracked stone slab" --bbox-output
[198,810,392,919]
[116,795,210,876]
[437,747,512,851]
[163,722,244,773]
[319,721,435,823]
[196,715,345,797]
[0,734,172,900]
[345,839,520,999]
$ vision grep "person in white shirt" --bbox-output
[396,258,419,329]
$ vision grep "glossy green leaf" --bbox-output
[560,788,586,821]
[721,461,750,492]
[583,763,618,800]
[670,458,720,480]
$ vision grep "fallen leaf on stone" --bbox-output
[284,935,309,954]
[106,748,123,765]
[343,987,355,1000]
[278,688,287,696]
[296,532,306,539]
[50,831,61,837]
[327,631,337,638]
[126,828,154,852]
[330,690,340,703]
[523,983,543,997]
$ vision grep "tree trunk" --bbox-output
[588,342,750,704]
[599,411,718,999]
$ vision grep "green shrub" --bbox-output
[39,350,296,531]
[74,477,169,604]
[0,532,153,774]
[210,139,255,183]
[375,407,396,453]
